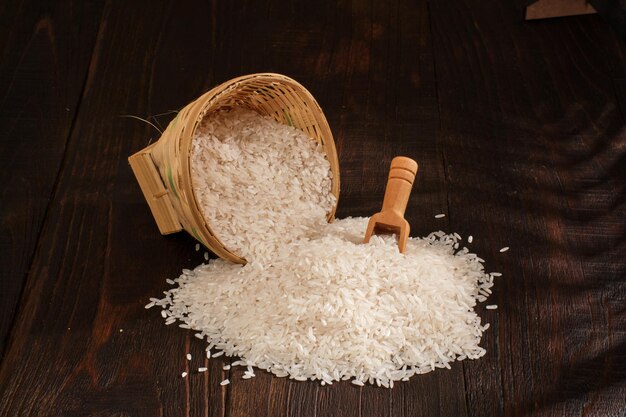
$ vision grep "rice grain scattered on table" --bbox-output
[153,109,500,387]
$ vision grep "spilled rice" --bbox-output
[149,109,502,387]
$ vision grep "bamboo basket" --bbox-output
[128,73,340,264]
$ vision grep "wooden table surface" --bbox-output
[1,1,624,416]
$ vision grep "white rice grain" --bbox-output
[154,109,496,388]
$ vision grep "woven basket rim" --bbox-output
[179,73,340,264]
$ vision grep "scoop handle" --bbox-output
[381,156,418,216]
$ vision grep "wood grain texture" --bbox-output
[430,3,626,416]
[0,1,226,416]
[0,0,624,416]
[0,0,105,358]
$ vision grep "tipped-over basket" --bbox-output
[129,73,340,264]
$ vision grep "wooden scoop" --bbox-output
[363,156,418,253]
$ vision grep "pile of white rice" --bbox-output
[149,108,499,387]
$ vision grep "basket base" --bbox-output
[129,150,182,235]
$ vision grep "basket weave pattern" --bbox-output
[129,73,340,264]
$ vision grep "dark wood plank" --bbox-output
[2,0,625,416]
[0,1,227,416]
[430,3,626,416]
[589,0,626,39]
[0,0,105,358]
